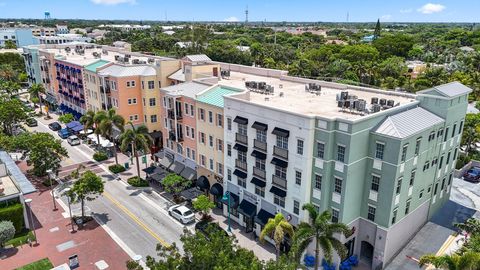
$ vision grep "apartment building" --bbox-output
[168,55,220,84]
[0,28,37,48]
[36,34,92,45]
[31,27,56,37]
[195,85,244,206]
[208,63,470,269]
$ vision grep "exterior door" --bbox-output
[345,237,355,258]
[244,215,253,233]
[360,241,374,264]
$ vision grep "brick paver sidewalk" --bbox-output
[0,161,130,270]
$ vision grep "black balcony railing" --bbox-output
[254,139,267,151]
[235,159,247,171]
[253,167,266,179]
[236,133,248,145]
[272,174,287,189]
[273,146,288,160]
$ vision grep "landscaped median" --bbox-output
[14,258,53,270]
[108,164,126,174]
[127,176,149,187]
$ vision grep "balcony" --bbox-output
[235,159,247,171]
[167,109,183,120]
[254,139,267,151]
[169,130,184,142]
[273,146,289,160]
[100,86,110,94]
[253,167,266,179]
[236,133,248,145]
[272,174,287,189]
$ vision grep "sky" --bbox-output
[0,0,479,22]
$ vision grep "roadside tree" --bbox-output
[67,170,104,218]
[192,194,215,220]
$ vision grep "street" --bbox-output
[26,114,192,263]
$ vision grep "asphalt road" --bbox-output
[25,115,192,263]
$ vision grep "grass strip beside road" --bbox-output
[15,258,53,270]
[103,191,170,248]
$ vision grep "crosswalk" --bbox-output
[57,160,104,179]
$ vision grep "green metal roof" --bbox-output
[196,86,242,108]
[84,60,110,73]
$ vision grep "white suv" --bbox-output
[67,135,81,146]
[168,204,195,224]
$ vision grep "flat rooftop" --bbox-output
[220,71,416,120]
[0,176,20,199]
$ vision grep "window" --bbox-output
[209,159,214,171]
[208,111,213,123]
[256,129,266,142]
[295,171,302,185]
[190,105,194,116]
[423,162,430,171]
[396,178,402,194]
[454,148,458,160]
[274,195,285,208]
[237,177,247,188]
[459,121,464,135]
[227,117,232,131]
[293,200,300,215]
[437,128,444,138]
[314,174,322,190]
[439,156,444,168]
[331,209,339,223]
[255,186,265,197]
[238,151,247,162]
[452,123,457,138]
[149,98,156,106]
[297,139,304,155]
[185,126,190,138]
[184,103,189,115]
[410,170,416,186]
[401,144,408,162]
[191,128,195,139]
[227,169,232,181]
[217,114,223,127]
[428,131,435,141]
[276,136,288,149]
[367,205,376,221]
[217,139,223,151]
[419,189,424,199]
[227,144,232,156]
[371,175,380,192]
[150,115,157,123]
[275,166,287,179]
[200,132,205,144]
[128,98,137,105]
[317,142,325,159]
[446,151,451,165]
[186,148,191,159]
[199,108,205,120]
[428,185,432,193]
[375,143,384,159]
[209,135,214,147]
[129,115,139,121]
[238,124,247,136]
[162,97,167,107]
[441,177,446,190]
[444,127,449,142]
[334,178,342,194]
[337,145,346,162]
[148,80,155,89]
[177,144,183,155]
[434,183,439,195]
[255,158,265,170]
[200,155,206,166]
[448,173,453,186]
[392,209,397,225]
[405,199,411,215]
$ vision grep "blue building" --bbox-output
[0,28,38,48]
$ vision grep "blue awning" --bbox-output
[66,121,81,129]
[71,124,84,132]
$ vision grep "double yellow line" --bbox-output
[103,191,170,247]
[435,234,457,256]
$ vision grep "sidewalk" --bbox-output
[0,161,131,270]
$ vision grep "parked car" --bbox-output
[48,122,62,131]
[168,204,195,224]
[463,166,480,183]
[67,135,81,146]
[58,128,70,139]
[194,220,229,239]
[25,118,37,127]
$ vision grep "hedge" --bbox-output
[127,176,149,187]
[0,203,24,232]
[93,151,108,162]
[108,164,126,174]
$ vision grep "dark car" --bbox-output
[463,166,480,183]
[194,220,229,239]
[57,128,71,139]
[48,122,62,131]
[25,118,37,127]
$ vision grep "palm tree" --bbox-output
[79,110,95,134]
[28,83,45,115]
[119,123,152,178]
[99,108,125,165]
[260,213,294,261]
[93,111,107,147]
[419,251,480,270]
[293,204,352,269]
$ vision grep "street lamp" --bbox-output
[24,198,37,244]
[63,188,76,233]
[222,191,232,233]
[47,169,57,211]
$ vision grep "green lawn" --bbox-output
[6,229,35,247]
[15,258,53,270]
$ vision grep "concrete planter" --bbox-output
[454,159,480,178]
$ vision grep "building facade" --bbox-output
[0,28,37,48]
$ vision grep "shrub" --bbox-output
[456,153,471,170]
[0,220,15,247]
[108,164,126,174]
[0,203,24,232]
[127,176,149,187]
[93,151,108,162]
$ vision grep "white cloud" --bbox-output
[90,0,136,5]
[400,8,412,14]
[381,14,392,21]
[417,3,446,14]
[224,16,239,22]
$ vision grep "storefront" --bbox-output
[209,183,223,208]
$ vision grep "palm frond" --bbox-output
[302,203,319,221]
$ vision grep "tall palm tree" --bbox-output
[260,213,294,261]
[79,110,95,134]
[419,251,480,270]
[119,123,152,177]
[293,204,351,269]
[99,108,125,165]
[28,83,45,115]
[93,111,107,147]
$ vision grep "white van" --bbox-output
[67,135,81,146]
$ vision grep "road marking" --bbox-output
[436,234,456,256]
[103,191,170,248]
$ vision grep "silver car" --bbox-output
[67,135,81,146]
[168,204,195,224]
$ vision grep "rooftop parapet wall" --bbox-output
[213,61,288,78]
